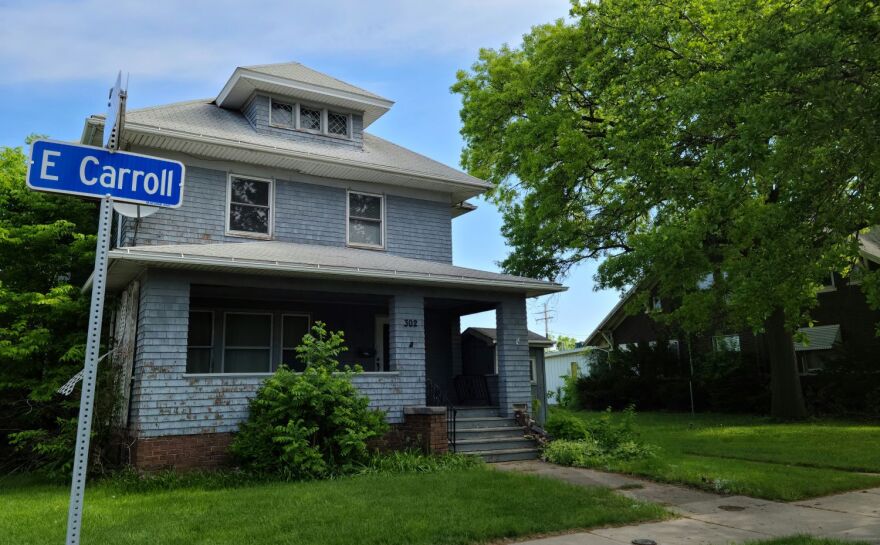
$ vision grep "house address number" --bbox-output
[403,319,419,328]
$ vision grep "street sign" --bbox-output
[27,139,185,208]
[103,71,124,148]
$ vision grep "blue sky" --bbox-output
[0,0,623,339]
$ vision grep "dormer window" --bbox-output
[270,99,294,129]
[328,111,349,136]
[299,105,322,132]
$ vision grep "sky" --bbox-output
[0,0,624,340]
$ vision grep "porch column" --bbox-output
[495,296,531,417]
[389,294,426,407]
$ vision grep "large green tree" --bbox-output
[454,0,880,418]
[0,139,97,470]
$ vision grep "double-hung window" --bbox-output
[186,311,214,373]
[223,313,272,373]
[227,175,272,237]
[347,191,384,248]
[281,314,311,372]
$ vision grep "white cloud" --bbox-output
[0,0,570,83]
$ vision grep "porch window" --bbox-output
[347,191,384,248]
[227,175,272,237]
[186,311,214,373]
[223,313,272,373]
[281,314,311,372]
[269,99,294,129]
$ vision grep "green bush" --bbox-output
[584,405,638,450]
[545,412,590,440]
[230,322,388,480]
[359,451,483,475]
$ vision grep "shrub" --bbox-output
[230,322,388,480]
[545,412,590,440]
[359,451,483,475]
[543,407,655,468]
[584,405,638,451]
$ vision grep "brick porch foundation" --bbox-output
[129,406,448,470]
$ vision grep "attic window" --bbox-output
[300,106,322,131]
[270,99,294,129]
[328,111,349,136]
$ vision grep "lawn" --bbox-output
[555,409,880,501]
[0,467,667,545]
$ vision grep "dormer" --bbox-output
[215,63,393,149]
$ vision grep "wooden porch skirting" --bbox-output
[129,407,448,471]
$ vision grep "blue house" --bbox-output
[86,63,565,468]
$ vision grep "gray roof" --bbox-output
[102,241,565,297]
[243,62,389,101]
[94,99,489,198]
[464,327,554,347]
[794,324,841,351]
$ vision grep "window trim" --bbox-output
[281,313,312,369]
[225,173,274,239]
[186,310,215,373]
[529,356,537,384]
[346,190,385,250]
[268,97,295,130]
[221,311,274,373]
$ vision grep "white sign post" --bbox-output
[25,74,183,545]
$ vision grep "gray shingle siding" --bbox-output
[496,297,532,417]
[120,165,451,263]
[242,93,364,149]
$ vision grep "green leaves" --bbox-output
[454,0,880,337]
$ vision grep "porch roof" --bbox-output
[95,241,566,297]
[463,327,554,348]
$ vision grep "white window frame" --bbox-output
[269,98,296,130]
[281,313,312,370]
[346,190,385,250]
[530,357,537,384]
[326,110,352,138]
[226,174,274,239]
[298,103,324,134]
[186,310,214,373]
[221,311,274,373]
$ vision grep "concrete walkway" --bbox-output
[495,460,880,545]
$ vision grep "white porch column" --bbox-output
[389,294,426,407]
[495,297,531,417]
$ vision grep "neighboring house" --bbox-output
[544,347,594,405]
[460,327,552,423]
[585,234,880,374]
[90,62,565,468]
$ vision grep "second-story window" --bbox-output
[270,99,294,129]
[299,105,322,132]
[327,111,349,136]
[227,175,272,237]
[347,191,383,248]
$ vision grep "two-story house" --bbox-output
[84,62,564,469]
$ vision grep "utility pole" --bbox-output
[534,299,554,338]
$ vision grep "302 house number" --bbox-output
[403,319,419,328]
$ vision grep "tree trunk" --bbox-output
[765,307,808,420]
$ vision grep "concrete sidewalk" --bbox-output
[495,460,880,545]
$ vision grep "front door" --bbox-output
[374,315,389,372]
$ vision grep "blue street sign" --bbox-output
[27,139,185,208]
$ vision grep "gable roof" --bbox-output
[463,327,554,347]
[96,241,566,297]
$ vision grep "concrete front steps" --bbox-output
[450,406,540,462]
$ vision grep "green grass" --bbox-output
[0,467,667,545]
[554,409,880,501]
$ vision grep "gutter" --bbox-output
[88,247,567,297]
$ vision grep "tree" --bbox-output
[453,0,880,418]
[553,335,578,351]
[0,138,97,472]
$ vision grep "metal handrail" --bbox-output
[426,378,457,453]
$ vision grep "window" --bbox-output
[281,314,311,372]
[227,175,272,237]
[223,313,272,373]
[819,273,836,292]
[347,191,384,248]
[651,296,662,312]
[270,99,294,129]
[186,311,214,373]
[327,111,349,136]
[712,334,741,352]
[299,105,322,131]
[529,357,537,383]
